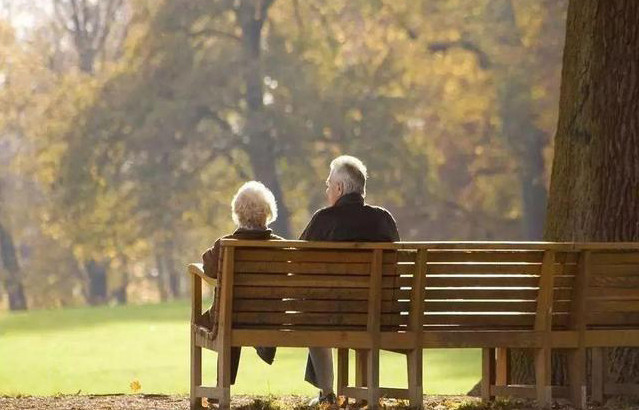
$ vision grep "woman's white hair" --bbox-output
[330,155,368,197]
[231,181,278,229]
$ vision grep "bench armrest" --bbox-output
[187,263,217,287]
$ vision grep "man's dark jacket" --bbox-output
[300,193,400,388]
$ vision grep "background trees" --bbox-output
[0,0,568,309]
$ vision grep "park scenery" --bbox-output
[0,1,638,409]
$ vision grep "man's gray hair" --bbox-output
[231,181,278,229]
[330,155,368,197]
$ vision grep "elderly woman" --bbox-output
[202,181,282,385]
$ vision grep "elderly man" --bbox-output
[300,155,400,405]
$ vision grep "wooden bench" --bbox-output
[187,241,639,409]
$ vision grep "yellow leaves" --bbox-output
[129,379,141,393]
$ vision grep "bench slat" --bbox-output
[423,288,546,300]
[422,314,536,327]
[234,274,411,288]
[233,299,409,313]
[424,251,546,263]
[589,300,639,313]
[233,312,408,327]
[587,312,639,326]
[591,252,639,265]
[588,287,639,301]
[422,263,542,275]
[590,275,639,288]
[425,275,540,288]
[424,300,538,313]
[590,265,639,276]
[235,261,397,275]
[234,287,411,300]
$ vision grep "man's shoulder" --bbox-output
[364,203,396,219]
[310,205,338,220]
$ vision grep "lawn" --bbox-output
[0,301,480,396]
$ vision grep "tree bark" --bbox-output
[545,0,639,387]
[237,0,291,238]
[0,222,27,311]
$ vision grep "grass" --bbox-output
[0,300,480,396]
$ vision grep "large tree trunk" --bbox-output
[237,0,291,238]
[0,222,27,311]
[545,0,639,388]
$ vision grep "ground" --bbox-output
[1,395,638,410]
[2,303,638,409]
[0,301,478,396]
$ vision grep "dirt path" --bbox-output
[1,394,637,410]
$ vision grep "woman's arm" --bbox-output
[202,238,221,278]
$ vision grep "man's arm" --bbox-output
[385,211,400,242]
[299,211,324,241]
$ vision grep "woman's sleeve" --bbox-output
[202,238,221,278]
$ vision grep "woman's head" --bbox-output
[231,181,278,229]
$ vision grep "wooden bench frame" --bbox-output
[187,241,639,409]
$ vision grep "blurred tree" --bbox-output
[0,0,569,308]
[0,182,27,310]
[52,0,128,73]
[43,0,130,304]
[0,21,40,310]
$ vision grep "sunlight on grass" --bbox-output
[0,301,480,396]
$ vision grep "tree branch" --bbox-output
[188,27,241,42]
[428,40,491,69]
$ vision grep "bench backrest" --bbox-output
[410,249,580,331]
[228,246,407,332]
[216,241,639,336]
[586,250,639,328]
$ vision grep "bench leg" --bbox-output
[217,344,232,410]
[190,329,204,410]
[367,348,380,410]
[567,347,587,409]
[337,348,349,406]
[591,347,605,404]
[481,348,495,402]
[355,349,368,387]
[535,347,552,408]
[407,348,423,409]
[495,347,509,387]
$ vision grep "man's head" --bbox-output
[326,155,367,206]
[231,181,278,229]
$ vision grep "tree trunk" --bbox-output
[237,0,291,238]
[155,251,168,302]
[490,0,549,241]
[545,0,639,387]
[165,242,180,298]
[0,222,27,310]
[498,76,548,241]
[113,269,128,305]
[84,260,108,305]
[168,269,180,299]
